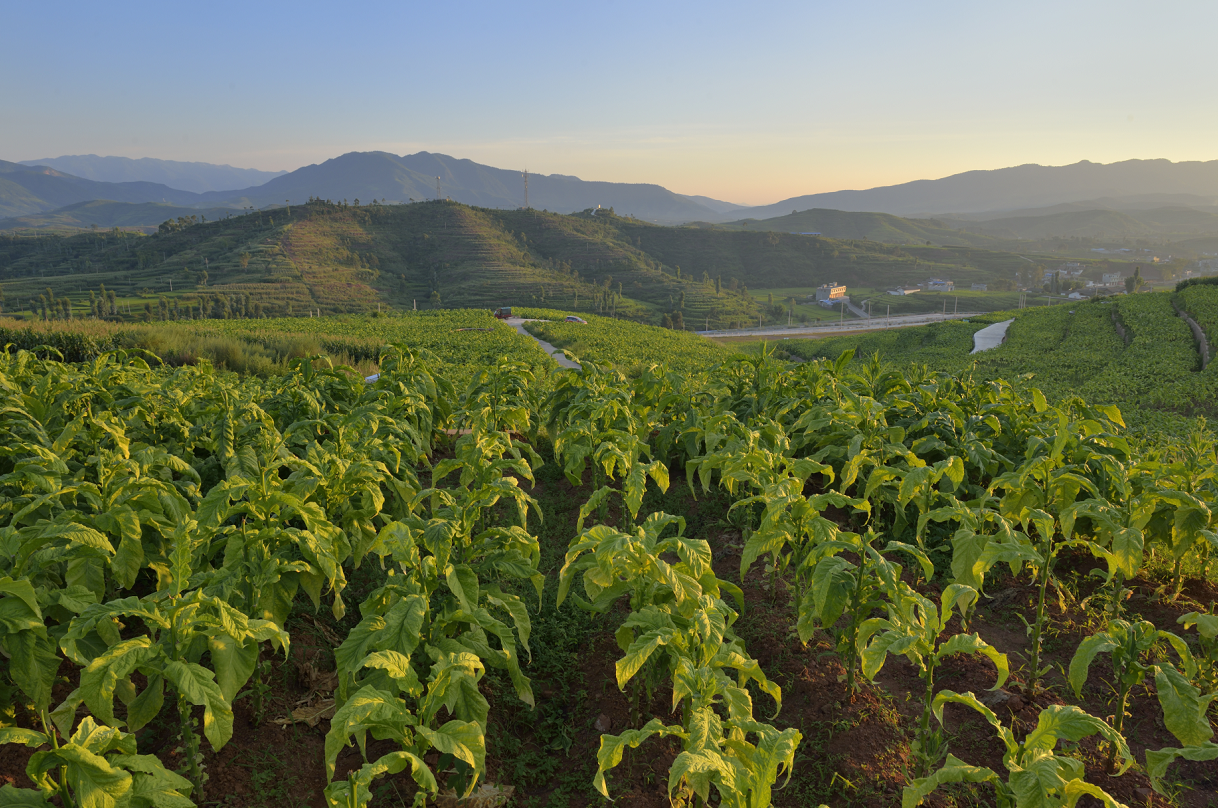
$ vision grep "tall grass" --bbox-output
[0,317,380,378]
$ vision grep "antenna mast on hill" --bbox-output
[436,177,442,201]
[522,169,529,209]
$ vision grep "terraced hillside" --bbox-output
[1,200,1081,328]
[0,201,760,326]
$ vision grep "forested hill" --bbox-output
[0,200,1039,327]
[705,208,1003,247]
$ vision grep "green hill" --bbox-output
[0,201,759,327]
[0,200,1075,329]
[0,200,240,232]
[940,206,1218,242]
[707,208,1002,247]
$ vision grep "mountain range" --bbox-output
[741,159,1218,219]
[17,155,286,193]
[3,153,1218,236]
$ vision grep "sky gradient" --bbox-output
[3,0,1216,205]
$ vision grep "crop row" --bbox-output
[1,323,1216,806]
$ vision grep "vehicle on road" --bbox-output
[564,315,587,324]
[493,307,513,319]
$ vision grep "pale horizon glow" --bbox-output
[3,1,1217,207]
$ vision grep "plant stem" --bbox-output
[41,710,73,808]
[845,551,869,699]
[179,692,203,798]
[1108,573,1125,622]
[1028,540,1054,694]
[1108,671,1131,775]
[917,657,938,777]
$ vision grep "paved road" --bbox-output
[699,311,984,339]
[970,319,1013,354]
[504,318,582,369]
[845,300,870,319]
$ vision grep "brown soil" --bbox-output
[3,475,1214,808]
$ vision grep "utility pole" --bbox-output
[954,296,957,315]
[522,169,529,209]
[887,304,890,329]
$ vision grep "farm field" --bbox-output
[848,287,1027,317]
[0,305,1216,808]
[783,289,1218,436]
[0,310,555,386]
[1179,282,1218,358]
[515,307,731,377]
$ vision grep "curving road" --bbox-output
[970,319,1013,354]
[699,311,982,339]
[504,318,582,369]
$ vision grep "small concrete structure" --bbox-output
[813,282,847,302]
[970,319,1014,354]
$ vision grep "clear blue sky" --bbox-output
[3,0,1216,205]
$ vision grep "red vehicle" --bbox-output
[493,307,513,319]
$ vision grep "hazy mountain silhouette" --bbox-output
[0,160,200,217]
[744,159,1218,219]
[196,151,732,223]
[18,155,286,194]
[7,154,1218,230]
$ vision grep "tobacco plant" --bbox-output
[857,582,1009,775]
[800,531,932,696]
[55,526,288,796]
[571,515,800,808]
[903,691,1131,807]
[0,716,194,808]
[1068,618,1212,773]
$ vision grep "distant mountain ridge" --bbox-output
[0,160,200,218]
[5,153,1218,233]
[745,159,1218,219]
[18,155,286,193]
[195,151,734,222]
[0,151,741,224]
